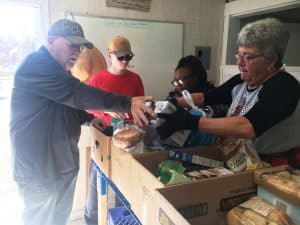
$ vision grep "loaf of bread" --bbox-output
[113,127,143,149]
[260,170,300,200]
[227,196,295,225]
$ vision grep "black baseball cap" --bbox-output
[48,19,93,49]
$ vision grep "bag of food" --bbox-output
[227,196,296,225]
[214,137,269,172]
[112,125,144,153]
[256,167,300,202]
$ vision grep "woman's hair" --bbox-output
[237,18,290,69]
[175,55,209,91]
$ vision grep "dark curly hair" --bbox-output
[175,55,211,92]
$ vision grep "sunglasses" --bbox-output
[115,54,134,61]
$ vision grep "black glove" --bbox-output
[156,105,201,139]
[167,97,178,106]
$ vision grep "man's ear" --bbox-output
[47,36,57,45]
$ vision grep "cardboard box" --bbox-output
[91,126,113,178]
[128,146,251,225]
[108,145,221,224]
[154,172,256,225]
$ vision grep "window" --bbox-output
[0,1,47,224]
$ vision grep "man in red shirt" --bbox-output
[88,36,144,125]
[84,36,145,225]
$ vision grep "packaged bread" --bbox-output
[113,126,143,150]
[227,196,295,225]
[214,138,270,172]
[258,168,300,201]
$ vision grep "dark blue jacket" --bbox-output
[10,46,130,184]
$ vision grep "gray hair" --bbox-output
[237,18,290,69]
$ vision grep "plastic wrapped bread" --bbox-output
[227,196,295,225]
[113,126,143,150]
[259,169,300,201]
[214,137,270,172]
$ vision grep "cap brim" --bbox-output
[65,36,94,49]
[114,50,134,56]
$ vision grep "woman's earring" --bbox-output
[267,67,271,73]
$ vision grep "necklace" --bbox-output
[227,83,262,116]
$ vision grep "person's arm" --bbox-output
[15,49,153,127]
[198,116,255,139]
[15,54,131,113]
[157,106,255,139]
[176,75,241,108]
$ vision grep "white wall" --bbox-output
[285,23,300,66]
[48,0,225,86]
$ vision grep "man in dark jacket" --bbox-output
[10,19,153,225]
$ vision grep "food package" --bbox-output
[227,196,296,225]
[70,47,107,83]
[112,126,144,153]
[156,160,191,184]
[255,167,300,203]
[214,137,270,172]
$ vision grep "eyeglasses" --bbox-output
[116,54,134,61]
[235,53,263,63]
[171,75,193,87]
[171,79,184,87]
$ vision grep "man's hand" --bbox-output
[91,117,107,131]
[156,105,201,139]
[131,96,154,127]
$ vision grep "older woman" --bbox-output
[157,18,300,166]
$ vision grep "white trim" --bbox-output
[222,0,300,66]
[225,0,300,17]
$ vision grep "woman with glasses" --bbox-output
[168,55,228,118]
[157,18,300,167]
[84,36,144,225]
[167,55,214,99]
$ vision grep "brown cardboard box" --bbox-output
[128,147,241,225]
[154,172,256,225]
[107,145,222,224]
[91,133,256,225]
[91,126,113,178]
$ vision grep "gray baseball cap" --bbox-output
[48,19,93,49]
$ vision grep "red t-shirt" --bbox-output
[88,69,144,125]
